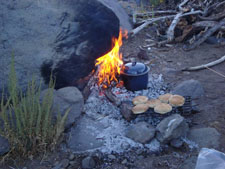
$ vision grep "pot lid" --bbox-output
[123,62,148,75]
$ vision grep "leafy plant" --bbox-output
[0,56,69,157]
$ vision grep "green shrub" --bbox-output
[0,56,69,157]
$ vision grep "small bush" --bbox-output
[0,56,69,157]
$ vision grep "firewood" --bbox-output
[105,89,121,107]
[182,55,225,71]
[131,10,203,37]
[199,11,225,21]
[135,10,177,17]
[183,18,225,51]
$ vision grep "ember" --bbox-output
[95,28,128,88]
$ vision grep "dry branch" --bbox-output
[131,10,203,36]
[183,18,225,50]
[167,12,183,41]
[178,0,190,12]
[135,10,177,17]
[182,55,225,71]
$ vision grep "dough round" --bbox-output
[132,96,148,105]
[154,103,172,114]
[132,104,149,114]
[158,93,173,103]
[169,95,185,107]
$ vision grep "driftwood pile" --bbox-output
[131,0,225,50]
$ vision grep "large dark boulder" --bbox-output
[0,0,122,94]
[41,0,120,89]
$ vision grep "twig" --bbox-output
[205,66,225,78]
[178,0,190,12]
[183,18,225,50]
[199,11,225,21]
[135,10,177,17]
[182,55,225,71]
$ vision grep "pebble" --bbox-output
[82,156,96,169]
[108,154,116,160]
[61,159,69,168]
[69,154,75,160]
[121,159,128,164]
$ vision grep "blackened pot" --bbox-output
[121,62,150,91]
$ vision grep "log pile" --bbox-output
[131,0,225,50]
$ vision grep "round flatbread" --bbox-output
[154,103,172,114]
[132,104,149,114]
[132,96,148,105]
[169,95,185,107]
[158,93,173,103]
[146,99,161,108]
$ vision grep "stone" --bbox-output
[67,116,104,152]
[61,159,70,168]
[187,127,220,149]
[180,156,197,169]
[81,156,96,169]
[121,159,128,164]
[69,154,75,161]
[172,79,204,99]
[0,135,10,156]
[108,154,116,160]
[125,122,155,144]
[0,0,120,95]
[170,138,184,148]
[97,0,132,31]
[41,87,84,129]
[133,157,154,169]
[120,102,135,121]
[145,138,161,152]
[156,114,189,143]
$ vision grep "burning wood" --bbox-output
[95,29,128,88]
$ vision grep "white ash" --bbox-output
[83,73,167,154]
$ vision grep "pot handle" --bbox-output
[132,62,137,66]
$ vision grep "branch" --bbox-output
[183,18,225,51]
[167,12,183,41]
[178,0,190,12]
[182,55,225,71]
[131,10,203,37]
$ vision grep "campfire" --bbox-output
[95,28,128,88]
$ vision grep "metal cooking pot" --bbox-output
[121,62,150,91]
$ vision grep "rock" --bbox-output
[0,0,120,95]
[67,116,104,152]
[133,157,154,169]
[172,79,204,99]
[187,127,220,149]
[0,135,10,156]
[156,114,189,143]
[120,102,135,121]
[81,156,96,169]
[41,87,84,129]
[125,122,155,144]
[108,154,116,160]
[170,138,184,148]
[121,159,128,165]
[69,154,75,161]
[97,0,132,31]
[180,156,197,169]
[61,159,70,168]
[145,138,161,152]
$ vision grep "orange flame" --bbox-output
[95,29,128,88]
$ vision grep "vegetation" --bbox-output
[0,56,69,158]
